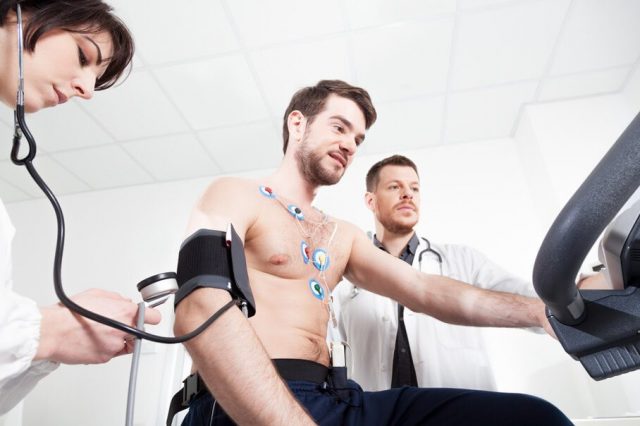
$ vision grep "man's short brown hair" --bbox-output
[282,80,377,153]
[366,155,419,192]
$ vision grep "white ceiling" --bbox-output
[0,0,639,202]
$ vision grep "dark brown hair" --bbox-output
[366,154,419,192]
[0,0,134,90]
[282,79,377,153]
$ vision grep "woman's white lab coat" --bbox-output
[0,201,57,414]
[335,236,536,391]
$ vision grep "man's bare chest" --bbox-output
[246,192,349,288]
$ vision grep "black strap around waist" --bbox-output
[166,359,329,425]
[273,358,329,384]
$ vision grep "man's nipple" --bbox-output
[268,253,291,265]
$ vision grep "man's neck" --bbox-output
[266,160,318,207]
[375,225,415,258]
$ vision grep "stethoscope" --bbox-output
[10,4,234,424]
[349,236,443,299]
[417,237,443,275]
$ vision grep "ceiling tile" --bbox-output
[0,105,16,162]
[53,146,154,189]
[198,121,281,172]
[0,0,638,200]
[345,0,456,29]
[538,67,630,102]
[359,96,445,156]
[29,156,92,195]
[130,54,145,70]
[0,104,9,126]
[352,19,454,102]
[458,0,531,11]
[24,101,114,152]
[108,0,239,65]
[122,134,221,181]
[0,158,49,197]
[452,0,570,90]
[81,70,190,141]
[0,120,11,162]
[0,179,31,203]
[445,81,537,142]
[251,37,352,117]
[154,55,269,130]
[550,0,640,75]
[226,0,347,48]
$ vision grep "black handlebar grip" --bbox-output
[533,112,640,325]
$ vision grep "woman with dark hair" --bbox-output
[0,0,134,111]
[0,0,160,414]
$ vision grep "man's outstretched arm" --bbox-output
[345,226,551,334]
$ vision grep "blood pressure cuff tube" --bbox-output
[174,225,256,317]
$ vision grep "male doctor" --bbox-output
[335,154,538,391]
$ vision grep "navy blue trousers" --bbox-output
[182,379,572,425]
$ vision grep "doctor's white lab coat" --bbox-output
[0,200,57,414]
[335,237,537,391]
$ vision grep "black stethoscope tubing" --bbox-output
[417,237,443,268]
[10,3,236,344]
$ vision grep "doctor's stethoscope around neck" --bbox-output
[350,236,443,299]
[417,237,443,275]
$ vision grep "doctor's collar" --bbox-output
[373,232,419,257]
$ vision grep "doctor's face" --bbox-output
[367,165,420,234]
[2,26,113,113]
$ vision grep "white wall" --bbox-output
[3,91,640,424]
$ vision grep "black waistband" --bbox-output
[167,359,330,426]
[273,359,329,384]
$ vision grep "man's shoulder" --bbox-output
[334,218,363,234]
[191,177,262,226]
[198,177,261,204]
[204,176,257,194]
[333,218,369,246]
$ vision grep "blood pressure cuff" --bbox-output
[174,225,256,317]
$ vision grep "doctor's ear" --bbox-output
[287,110,306,142]
[364,192,375,212]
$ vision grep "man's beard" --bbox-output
[378,211,418,235]
[295,137,344,186]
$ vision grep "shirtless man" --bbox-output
[173,80,571,425]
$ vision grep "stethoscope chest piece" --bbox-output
[137,272,178,307]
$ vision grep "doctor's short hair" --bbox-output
[366,155,419,192]
[282,80,377,154]
[0,0,134,91]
